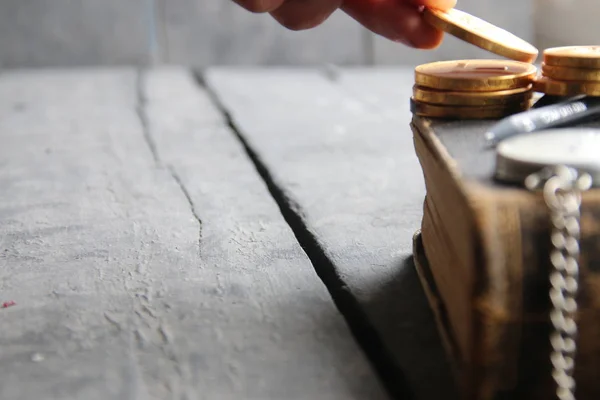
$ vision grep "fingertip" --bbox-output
[269,0,340,31]
[270,11,325,30]
[341,0,447,49]
[406,22,445,49]
[414,30,445,49]
[413,0,457,11]
[233,0,285,13]
[396,7,445,49]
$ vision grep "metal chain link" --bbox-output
[525,165,592,400]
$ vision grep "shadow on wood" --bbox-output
[358,253,460,400]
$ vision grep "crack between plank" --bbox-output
[168,166,203,256]
[136,68,160,165]
[136,68,203,256]
[195,70,413,400]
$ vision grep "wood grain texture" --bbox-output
[158,1,367,66]
[372,0,535,66]
[0,67,388,400]
[0,0,152,67]
[204,67,459,400]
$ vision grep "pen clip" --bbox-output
[484,95,599,148]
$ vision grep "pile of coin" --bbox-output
[535,46,600,96]
[409,7,540,119]
[411,60,537,119]
[410,7,600,118]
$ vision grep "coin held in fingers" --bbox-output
[423,8,539,63]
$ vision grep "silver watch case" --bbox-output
[494,128,600,187]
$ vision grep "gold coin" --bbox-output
[533,76,600,96]
[423,8,539,63]
[544,46,600,69]
[414,60,537,92]
[412,84,533,106]
[541,62,600,81]
[410,98,531,119]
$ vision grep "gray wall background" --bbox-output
[0,0,542,68]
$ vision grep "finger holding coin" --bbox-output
[341,0,456,49]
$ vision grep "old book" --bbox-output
[410,113,600,399]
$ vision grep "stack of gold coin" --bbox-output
[535,46,600,96]
[409,7,540,119]
[411,60,537,119]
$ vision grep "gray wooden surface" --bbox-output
[204,67,459,400]
[0,67,393,399]
[0,65,460,399]
[0,0,540,67]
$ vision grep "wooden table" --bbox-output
[0,67,458,400]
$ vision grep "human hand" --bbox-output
[232,0,457,49]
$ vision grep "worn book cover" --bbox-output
[410,115,600,400]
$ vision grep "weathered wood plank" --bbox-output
[205,67,460,400]
[0,68,388,399]
[0,1,152,67]
[158,1,367,66]
[372,0,534,65]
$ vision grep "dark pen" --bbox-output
[484,95,600,146]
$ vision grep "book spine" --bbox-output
[412,117,600,399]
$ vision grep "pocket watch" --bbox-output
[494,128,600,400]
